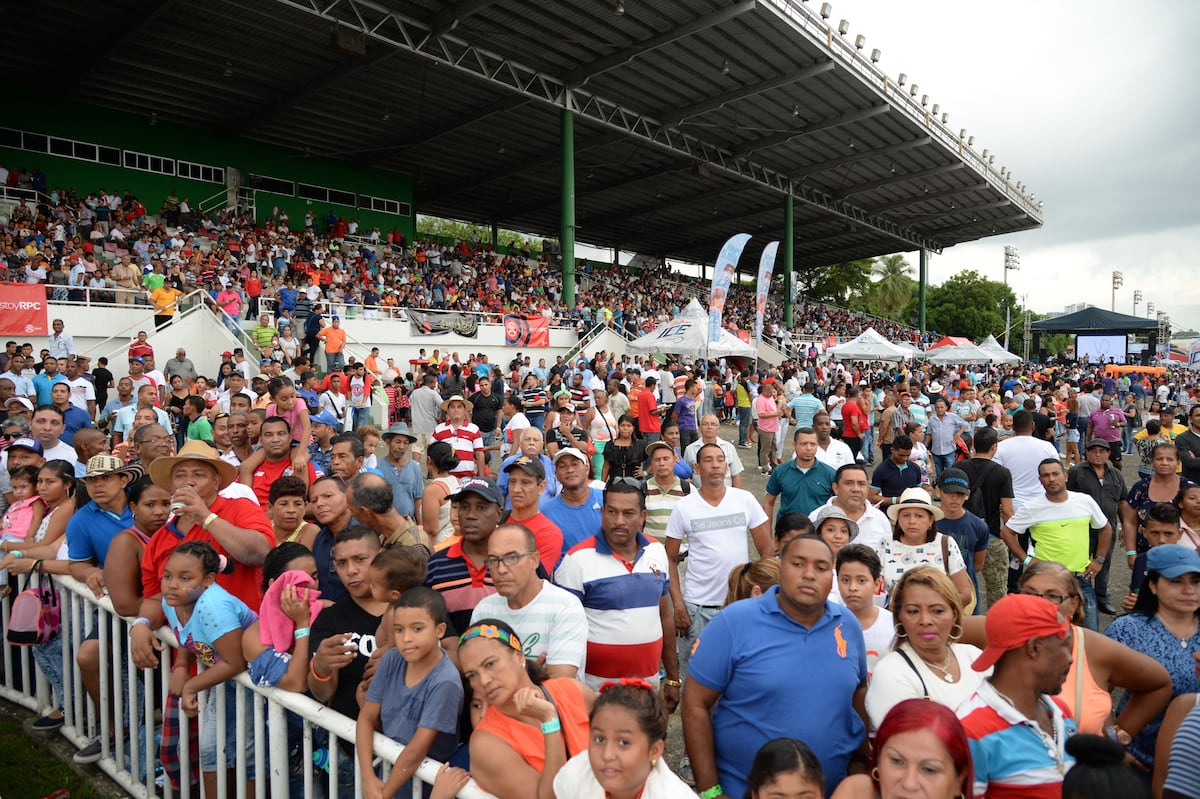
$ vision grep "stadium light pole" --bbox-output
[1003,245,1019,286]
[1133,289,1142,316]
[1147,301,1155,319]
[1111,271,1123,311]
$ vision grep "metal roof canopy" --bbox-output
[10,0,1043,270]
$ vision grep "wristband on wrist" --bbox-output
[1023,555,1033,568]
[12,550,22,559]
[1125,549,1137,557]
[309,659,334,682]
[294,627,311,640]
[700,785,725,799]
[540,717,562,735]
[131,617,152,629]
[1094,555,1105,564]
[662,678,682,687]
[201,512,219,530]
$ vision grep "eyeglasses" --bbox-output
[1020,589,1070,605]
[482,551,536,570]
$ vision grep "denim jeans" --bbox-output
[1076,574,1100,631]
[350,405,370,430]
[737,407,751,446]
[677,601,721,680]
[861,423,875,462]
[480,431,497,472]
[933,452,957,479]
[325,351,344,374]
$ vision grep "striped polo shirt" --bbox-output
[957,680,1076,799]
[554,532,670,686]
[424,541,496,635]
[432,421,483,479]
[644,476,688,543]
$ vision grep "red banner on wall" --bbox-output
[0,284,48,336]
[503,314,550,347]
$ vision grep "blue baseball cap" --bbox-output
[7,436,42,455]
[310,410,339,428]
[448,476,502,506]
[1146,544,1200,579]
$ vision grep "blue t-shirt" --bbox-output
[541,487,604,553]
[66,501,135,567]
[688,587,867,797]
[163,583,257,666]
[365,649,463,799]
[936,512,990,612]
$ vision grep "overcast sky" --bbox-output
[828,0,1200,330]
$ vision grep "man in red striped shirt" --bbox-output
[432,395,485,478]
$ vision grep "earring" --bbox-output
[871,768,880,782]
[650,759,657,768]
[949,623,963,641]
[895,625,908,639]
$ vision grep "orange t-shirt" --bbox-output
[473,678,590,780]
[318,326,347,354]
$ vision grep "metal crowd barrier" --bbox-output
[0,573,493,799]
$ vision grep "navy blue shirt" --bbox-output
[870,458,922,499]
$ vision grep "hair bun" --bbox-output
[1064,733,1125,767]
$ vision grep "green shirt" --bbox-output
[187,416,214,443]
[143,272,165,292]
[251,324,276,352]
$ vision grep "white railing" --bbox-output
[0,572,494,799]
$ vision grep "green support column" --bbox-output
[783,194,794,327]
[918,248,929,334]
[490,222,499,249]
[561,108,576,307]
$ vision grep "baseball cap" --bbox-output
[448,476,502,506]
[503,455,545,480]
[259,358,272,366]
[644,440,673,458]
[972,594,1070,672]
[936,468,971,495]
[128,356,144,363]
[6,436,42,455]
[1146,544,1200,579]
[310,410,339,428]
[1085,439,1111,451]
[552,447,589,467]
[4,396,34,411]
[221,351,233,357]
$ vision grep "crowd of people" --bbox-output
[0,175,921,351]
[1,310,1199,799]
[2,174,1199,799]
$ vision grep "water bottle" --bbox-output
[313,747,330,772]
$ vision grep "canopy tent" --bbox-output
[826,328,911,361]
[890,340,925,358]
[925,343,997,364]
[978,335,1021,364]
[926,335,975,351]
[1029,306,1159,364]
[625,298,757,358]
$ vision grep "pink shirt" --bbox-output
[755,395,781,433]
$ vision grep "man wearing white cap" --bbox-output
[541,447,604,552]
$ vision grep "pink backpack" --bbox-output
[7,578,60,646]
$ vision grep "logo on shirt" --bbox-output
[834,624,847,659]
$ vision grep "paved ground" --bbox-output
[663,420,1137,773]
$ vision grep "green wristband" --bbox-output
[1125,550,1137,557]
[700,786,725,799]
[540,717,561,735]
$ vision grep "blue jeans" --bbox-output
[737,407,751,445]
[933,451,957,478]
[325,351,345,374]
[861,423,875,462]
[350,405,370,430]
[31,634,65,710]
[481,431,497,472]
[1076,575,1100,632]
[677,601,720,680]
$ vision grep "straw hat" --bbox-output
[886,487,945,522]
[148,440,238,492]
[440,394,474,413]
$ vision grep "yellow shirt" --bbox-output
[150,287,182,316]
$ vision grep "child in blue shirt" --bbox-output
[357,587,464,799]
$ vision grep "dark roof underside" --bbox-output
[1031,307,1159,332]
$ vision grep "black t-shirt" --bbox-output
[92,367,114,408]
[1032,411,1056,442]
[958,457,1015,536]
[309,597,382,721]
[469,391,503,431]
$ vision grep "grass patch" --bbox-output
[0,719,111,799]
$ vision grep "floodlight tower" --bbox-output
[1111,271,1123,311]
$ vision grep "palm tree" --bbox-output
[872,254,914,317]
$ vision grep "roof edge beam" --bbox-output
[565,0,758,88]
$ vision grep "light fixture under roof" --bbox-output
[615,0,624,13]
[223,61,233,78]
[721,59,730,75]
[792,104,801,117]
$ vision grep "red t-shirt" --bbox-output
[842,401,867,439]
[140,495,275,611]
[510,511,565,570]
[636,390,661,434]
[251,458,319,506]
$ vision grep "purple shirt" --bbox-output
[1088,407,1124,443]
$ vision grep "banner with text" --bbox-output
[0,283,48,336]
[408,310,479,338]
[1188,338,1200,370]
[503,314,550,347]
[754,241,778,345]
[708,233,752,346]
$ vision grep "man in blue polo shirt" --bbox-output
[683,534,869,798]
[868,433,924,508]
[763,427,836,521]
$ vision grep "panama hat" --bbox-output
[440,394,474,413]
[148,439,238,492]
[886,487,945,522]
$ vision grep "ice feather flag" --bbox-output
[754,241,778,346]
[708,233,751,346]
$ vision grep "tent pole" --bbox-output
[919,249,928,334]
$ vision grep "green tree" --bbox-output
[797,259,874,305]
[923,270,1018,341]
[871,254,915,317]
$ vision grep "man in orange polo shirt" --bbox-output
[317,316,347,374]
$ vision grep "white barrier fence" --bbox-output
[0,573,494,799]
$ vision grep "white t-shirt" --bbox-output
[866,643,988,733]
[993,435,1060,511]
[876,532,967,594]
[665,488,768,606]
[471,580,588,675]
[862,606,896,677]
[66,377,96,412]
[501,413,530,458]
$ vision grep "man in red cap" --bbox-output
[956,593,1077,799]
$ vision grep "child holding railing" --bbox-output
[0,465,45,594]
